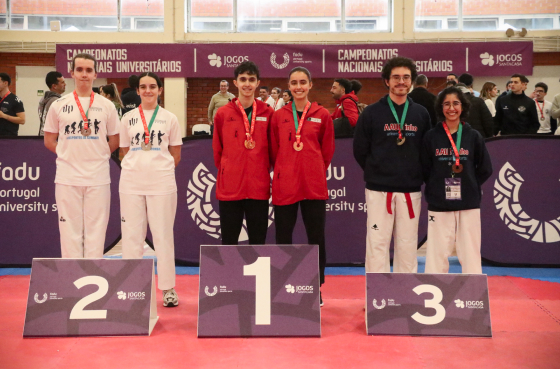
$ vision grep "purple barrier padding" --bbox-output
[56,42,533,78]
[24,258,154,337]
[481,135,560,265]
[0,138,121,265]
[366,273,491,337]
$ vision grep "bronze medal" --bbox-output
[81,127,91,136]
[396,137,405,146]
[141,141,152,151]
[540,116,545,121]
[244,140,255,150]
[452,163,463,173]
[293,141,303,151]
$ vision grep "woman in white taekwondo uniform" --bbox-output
[119,72,182,307]
[421,86,493,274]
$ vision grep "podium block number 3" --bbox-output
[243,257,271,325]
[411,284,446,325]
[69,276,109,320]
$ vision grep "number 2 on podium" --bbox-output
[243,257,271,325]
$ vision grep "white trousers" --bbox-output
[425,209,482,274]
[365,189,421,273]
[120,192,177,291]
[55,184,110,259]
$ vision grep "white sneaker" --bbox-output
[163,288,179,307]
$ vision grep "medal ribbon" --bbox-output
[73,91,95,131]
[0,92,11,105]
[387,96,409,140]
[442,122,463,168]
[139,104,160,144]
[535,99,545,120]
[291,101,312,146]
[235,99,257,144]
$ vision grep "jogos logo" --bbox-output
[480,52,523,67]
[455,299,484,309]
[285,284,314,294]
[117,291,146,300]
[208,53,249,68]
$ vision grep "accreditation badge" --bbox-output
[445,178,461,200]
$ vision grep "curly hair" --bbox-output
[380,57,417,89]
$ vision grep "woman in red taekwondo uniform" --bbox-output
[213,61,275,245]
[119,72,183,307]
[421,86,493,274]
[271,67,335,305]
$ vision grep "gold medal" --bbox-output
[396,137,405,145]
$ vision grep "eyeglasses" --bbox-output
[390,75,412,82]
[442,102,462,108]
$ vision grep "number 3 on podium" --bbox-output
[243,257,271,325]
[411,284,446,325]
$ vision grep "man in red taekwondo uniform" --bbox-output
[43,53,120,258]
[331,78,360,128]
[212,61,275,245]
[353,56,431,273]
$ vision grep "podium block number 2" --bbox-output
[243,257,271,325]
[69,276,109,320]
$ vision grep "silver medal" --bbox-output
[141,141,152,151]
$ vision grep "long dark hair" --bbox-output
[435,86,470,121]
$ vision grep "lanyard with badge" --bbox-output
[535,100,546,121]
[73,91,95,136]
[292,101,311,151]
[387,96,409,145]
[138,104,159,151]
[443,122,463,200]
[235,99,257,150]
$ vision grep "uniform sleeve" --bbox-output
[212,109,224,169]
[551,94,560,119]
[169,114,183,146]
[341,98,359,127]
[43,101,59,133]
[353,107,372,170]
[420,131,433,183]
[267,107,274,168]
[320,110,335,169]
[493,96,503,135]
[119,114,130,147]
[474,132,493,186]
[528,101,540,134]
[14,96,25,113]
[270,110,280,168]
[106,102,120,136]
[550,114,558,133]
[479,99,494,138]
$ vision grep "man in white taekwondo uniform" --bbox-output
[44,53,120,258]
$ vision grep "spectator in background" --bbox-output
[494,74,539,135]
[270,87,285,111]
[38,71,66,136]
[0,73,25,136]
[208,80,235,135]
[282,90,293,104]
[456,82,494,138]
[447,73,458,84]
[121,75,142,115]
[100,83,124,118]
[480,81,498,117]
[500,80,513,97]
[533,82,557,135]
[331,78,361,135]
[458,73,481,98]
[446,80,457,88]
[408,74,437,127]
[258,86,274,106]
[552,79,560,134]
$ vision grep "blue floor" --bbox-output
[2,256,559,283]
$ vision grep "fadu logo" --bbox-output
[480,52,495,67]
[0,162,40,181]
[270,53,290,69]
[208,53,222,68]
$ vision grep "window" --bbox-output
[187,0,391,33]
[4,0,164,31]
[415,0,560,31]
[0,0,7,29]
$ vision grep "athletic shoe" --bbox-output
[320,292,324,307]
[163,288,179,307]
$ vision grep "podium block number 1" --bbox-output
[69,276,109,320]
[243,257,271,325]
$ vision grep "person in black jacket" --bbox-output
[121,74,142,115]
[354,57,431,274]
[408,74,437,127]
[494,74,539,135]
[421,86,493,274]
[456,81,494,138]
